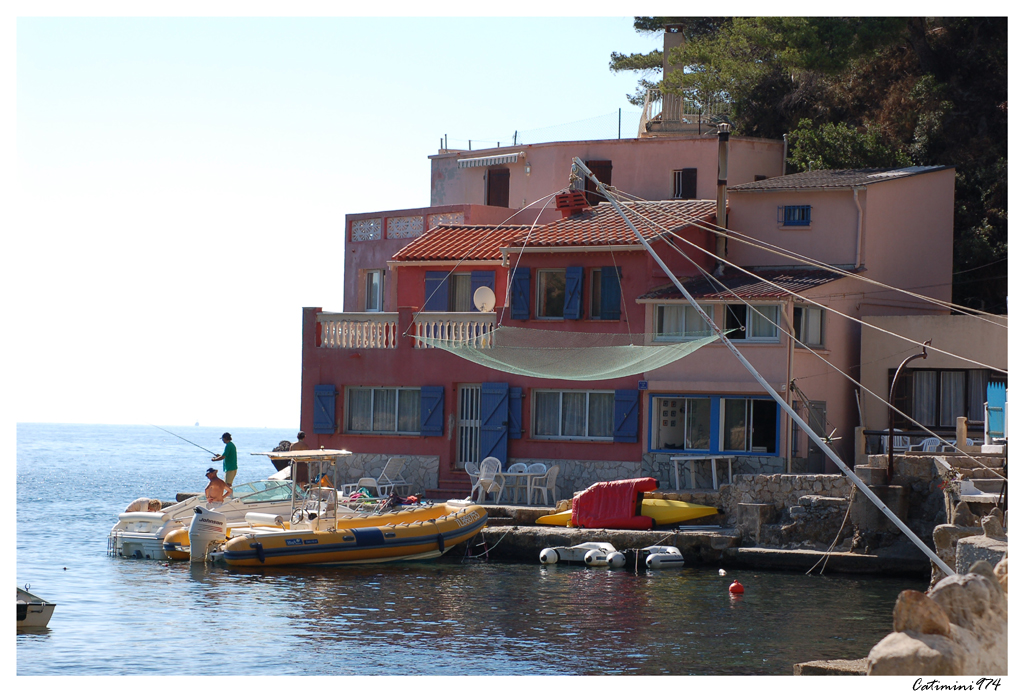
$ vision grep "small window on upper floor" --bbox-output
[537,269,567,319]
[779,205,811,227]
[793,305,825,348]
[365,270,383,312]
[673,168,697,199]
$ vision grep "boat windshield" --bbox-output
[233,480,304,504]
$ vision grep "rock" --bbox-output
[993,558,1008,594]
[981,515,1005,539]
[868,632,963,675]
[986,506,1004,526]
[951,501,979,527]
[892,590,950,636]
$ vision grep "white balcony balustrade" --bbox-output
[317,312,398,349]
[413,312,496,349]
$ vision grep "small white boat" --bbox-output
[108,479,313,560]
[539,541,626,567]
[642,545,685,569]
[17,587,56,629]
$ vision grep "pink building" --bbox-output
[312,141,955,498]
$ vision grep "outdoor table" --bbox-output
[669,455,736,491]
[497,471,548,505]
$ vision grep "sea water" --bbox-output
[16,422,924,676]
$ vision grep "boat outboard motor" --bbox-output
[189,506,227,562]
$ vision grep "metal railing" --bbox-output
[317,312,398,349]
[413,312,496,349]
[639,88,730,136]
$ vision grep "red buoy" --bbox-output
[729,580,745,594]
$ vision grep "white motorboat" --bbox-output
[108,479,308,560]
[17,587,56,629]
[538,541,626,567]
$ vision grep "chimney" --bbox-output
[555,190,590,219]
[714,123,731,276]
[662,24,687,77]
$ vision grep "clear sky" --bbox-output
[11,14,660,429]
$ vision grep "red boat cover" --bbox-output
[571,478,658,530]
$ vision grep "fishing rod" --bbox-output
[151,424,219,456]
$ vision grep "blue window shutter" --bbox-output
[479,382,510,466]
[613,389,639,443]
[313,385,337,434]
[508,386,523,439]
[420,385,444,437]
[469,271,496,313]
[510,267,530,320]
[563,266,583,320]
[600,266,621,320]
[424,271,449,312]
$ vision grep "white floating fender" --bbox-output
[584,549,609,566]
[539,548,560,564]
[644,546,685,569]
[189,506,227,562]
[606,551,626,568]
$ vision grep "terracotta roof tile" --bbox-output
[390,225,532,262]
[638,268,843,301]
[729,166,952,191]
[519,200,717,247]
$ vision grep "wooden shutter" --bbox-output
[510,267,530,320]
[600,266,621,320]
[480,382,510,466]
[419,385,445,437]
[508,386,523,439]
[563,266,583,320]
[487,168,510,208]
[613,389,640,443]
[469,270,496,313]
[423,271,449,312]
[584,160,612,206]
[313,385,337,434]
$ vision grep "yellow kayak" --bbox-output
[536,498,718,527]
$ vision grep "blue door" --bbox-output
[480,382,510,467]
[987,382,1006,440]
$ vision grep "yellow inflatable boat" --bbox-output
[536,498,719,527]
[218,501,488,567]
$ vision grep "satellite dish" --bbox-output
[473,286,496,312]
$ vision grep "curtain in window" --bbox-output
[967,371,986,423]
[684,305,710,336]
[397,389,420,432]
[534,392,560,436]
[723,399,749,451]
[804,307,822,345]
[449,274,471,312]
[748,306,778,338]
[913,371,937,427]
[588,393,614,438]
[365,272,381,311]
[684,398,711,450]
[657,305,684,338]
[349,389,372,431]
[372,389,396,432]
[561,392,587,437]
[940,371,966,427]
[538,271,566,317]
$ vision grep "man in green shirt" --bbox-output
[212,432,238,486]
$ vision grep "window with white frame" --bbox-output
[653,396,711,450]
[347,387,420,434]
[722,397,778,453]
[725,304,779,341]
[655,303,714,340]
[537,269,566,318]
[533,390,614,440]
[793,305,824,347]
[365,270,383,312]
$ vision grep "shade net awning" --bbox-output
[457,153,522,168]
[415,325,719,380]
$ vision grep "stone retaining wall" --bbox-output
[332,454,439,495]
[723,473,853,526]
[508,457,643,505]
[642,453,785,491]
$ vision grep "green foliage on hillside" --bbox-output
[611,17,1007,313]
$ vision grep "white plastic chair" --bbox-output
[506,462,528,504]
[377,456,410,496]
[526,463,547,474]
[470,457,505,504]
[464,461,480,489]
[529,465,560,506]
[909,437,943,452]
